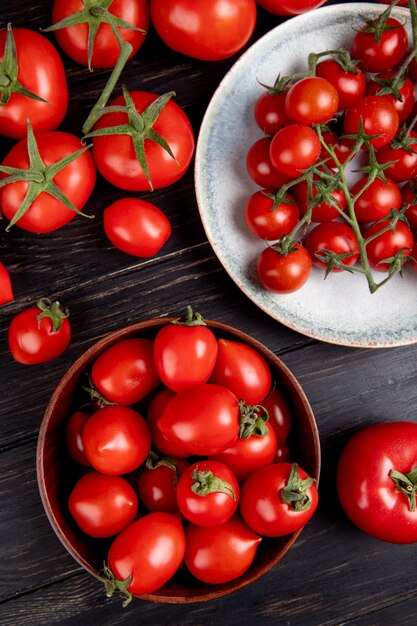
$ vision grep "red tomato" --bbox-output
[276,440,290,462]
[153,312,218,392]
[344,96,399,149]
[138,457,189,514]
[402,182,417,231]
[177,460,239,526]
[293,174,346,222]
[285,77,339,126]
[364,220,414,272]
[351,17,408,73]
[0,131,96,234]
[51,0,149,68]
[411,242,417,272]
[146,388,190,458]
[257,244,312,294]
[246,137,292,189]
[90,90,194,191]
[376,132,417,183]
[8,298,71,365]
[244,190,300,240]
[91,338,160,406]
[105,512,185,599]
[104,198,171,258]
[337,422,417,543]
[0,27,68,139]
[270,125,321,179]
[66,411,90,466]
[240,463,318,537]
[261,388,292,442]
[0,263,13,305]
[316,58,366,111]
[69,472,138,538]
[366,71,415,124]
[209,338,272,405]
[351,177,402,223]
[184,516,261,584]
[254,91,289,137]
[82,405,151,475]
[306,222,359,272]
[150,0,257,61]
[255,0,326,15]
[158,384,240,456]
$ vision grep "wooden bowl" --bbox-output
[37,318,321,604]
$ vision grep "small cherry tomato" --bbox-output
[402,181,417,231]
[0,263,14,305]
[344,96,399,149]
[244,190,300,240]
[376,132,417,183]
[305,222,359,271]
[270,124,321,179]
[138,456,189,514]
[246,137,292,189]
[285,77,339,126]
[366,71,415,124]
[261,387,292,442]
[254,90,289,136]
[364,220,414,272]
[293,174,346,222]
[66,411,90,466]
[316,58,366,111]
[146,388,190,458]
[351,17,408,73]
[351,177,402,223]
[257,244,312,294]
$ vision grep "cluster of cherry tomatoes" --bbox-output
[64,309,318,603]
[245,6,417,294]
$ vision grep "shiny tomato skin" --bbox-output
[316,59,366,111]
[138,458,189,514]
[104,198,171,258]
[184,516,261,584]
[146,388,190,458]
[306,222,359,272]
[0,263,14,305]
[344,96,399,149]
[108,512,185,595]
[270,124,321,179]
[261,388,292,442]
[0,132,96,233]
[285,77,339,125]
[351,177,402,223]
[150,0,257,61]
[69,472,138,538]
[91,338,160,406]
[402,182,417,231]
[255,0,326,15]
[0,28,68,139]
[337,422,417,543]
[153,323,218,392]
[92,91,195,191]
[351,17,408,73]
[366,71,415,124]
[52,0,149,68]
[276,440,290,462]
[246,137,292,189]
[240,463,318,537]
[254,91,289,137]
[257,244,312,294]
[82,405,151,475]
[293,175,346,222]
[244,190,299,240]
[66,411,90,466]
[376,132,417,183]
[210,339,272,405]
[8,305,71,365]
[158,384,240,456]
[364,220,414,272]
[411,242,417,272]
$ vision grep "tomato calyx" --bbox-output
[35,298,69,333]
[145,450,180,480]
[390,125,417,153]
[310,49,360,75]
[81,374,116,408]
[280,463,315,512]
[390,466,417,511]
[99,562,132,608]
[191,468,236,500]
[354,145,395,184]
[171,305,207,327]
[358,2,401,44]
[238,400,269,439]
[315,249,358,278]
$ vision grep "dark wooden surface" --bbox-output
[1,1,417,624]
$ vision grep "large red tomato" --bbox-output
[261,388,292,442]
[138,457,189,514]
[146,388,190,458]
[66,411,90,466]
[0,263,13,305]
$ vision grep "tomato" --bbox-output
[351,17,408,73]
[153,309,218,392]
[276,441,290,462]
[90,90,194,191]
[293,174,346,222]
[8,298,71,365]
[184,516,261,584]
[270,124,321,179]
[402,181,417,231]
[138,457,189,514]
[150,0,257,61]
[66,411,90,466]
[0,263,13,305]
[0,131,96,233]
[177,460,239,526]
[69,472,138,538]
[261,387,292,442]
[246,137,292,189]
[337,422,417,543]
[105,512,185,600]
[316,59,366,111]
[91,338,160,406]
[411,242,417,272]
[306,222,359,272]
[285,77,339,126]
[0,27,68,139]
[104,198,171,258]
[344,96,399,149]
[209,338,272,405]
[244,190,300,240]
[50,0,149,68]
[158,384,239,456]
[255,0,326,15]
[257,244,312,294]
[254,90,289,137]
[364,220,414,272]
[82,405,151,475]
[146,388,190,458]
[366,71,415,124]
[377,131,417,183]
[351,177,402,223]
[240,463,318,537]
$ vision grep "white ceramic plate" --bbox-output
[195,3,416,348]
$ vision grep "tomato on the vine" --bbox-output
[254,90,289,137]
[364,220,414,272]
[351,17,408,73]
[305,222,359,272]
[402,181,417,231]
[293,174,346,222]
[244,190,300,240]
[285,77,339,126]
[366,71,415,124]
[316,58,366,111]
[344,96,399,149]
[351,177,402,223]
[270,124,321,178]
[376,131,417,183]
[246,137,292,189]
[0,263,13,305]
[257,244,312,294]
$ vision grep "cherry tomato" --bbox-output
[246,137,292,189]
[316,58,366,111]
[255,0,326,15]
[158,384,240,456]
[411,242,417,272]
[104,198,171,258]
[366,71,415,124]
[351,177,402,223]
[257,244,312,294]
[106,512,185,598]
[150,0,257,61]
[146,388,190,458]
[91,338,160,406]
[402,181,417,231]
[184,516,261,584]
[0,27,68,139]
[306,222,359,272]
[364,220,414,272]
[254,90,289,137]
[337,422,417,543]
[66,411,90,466]
[82,405,151,475]
[344,96,399,149]
[270,124,321,179]
[240,463,318,537]
[0,263,13,305]
[351,17,408,73]
[285,77,339,126]
[138,457,189,514]
[293,174,346,222]
[69,472,138,538]
[244,190,300,240]
[209,338,272,405]
[8,298,71,365]
[261,388,292,442]
[376,131,417,183]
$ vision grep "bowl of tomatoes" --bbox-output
[37,312,320,604]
